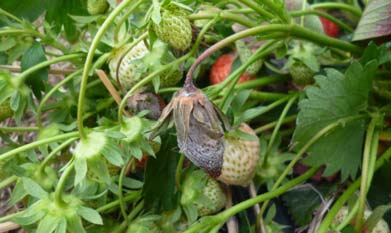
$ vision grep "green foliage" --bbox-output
[0,1,390,233]
[21,42,48,99]
[292,61,378,180]
[143,132,180,212]
[282,184,337,226]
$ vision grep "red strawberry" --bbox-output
[210,53,255,85]
[319,17,339,38]
[135,154,149,168]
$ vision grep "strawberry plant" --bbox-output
[0,0,390,232]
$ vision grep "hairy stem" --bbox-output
[317,146,391,233]
[262,95,298,166]
[77,0,142,140]
[312,2,362,17]
[0,132,79,161]
[37,69,82,127]
[185,24,361,87]
[355,116,380,231]
[54,161,75,206]
[185,167,318,233]
[257,114,367,226]
[18,54,82,82]
[118,17,219,124]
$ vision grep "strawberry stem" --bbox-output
[185,24,361,94]
[355,115,381,231]
[18,53,83,82]
[118,17,219,124]
[188,11,256,28]
[185,166,319,233]
[312,2,362,17]
[0,175,17,190]
[0,126,39,132]
[238,0,274,20]
[38,138,77,175]
[262,95,298,167]
[0,132,79,162]
[77,0,142,141]
[290,9,354,32]
[317,145,391,233]
[36,69,83,127]
[97,191,141,213]
[54,161,75,207]
[175,154,185,191]
[257,114,368,225]
[255,114,297,134]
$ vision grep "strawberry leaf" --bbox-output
[77,206,103,225]
[292,61,378,180]
[36,214,60,233]
[143,132,179,212]
[21,42,48,100]
[22,177,48,199]
[282,184,337,226]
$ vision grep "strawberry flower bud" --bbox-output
[152,83,230,177]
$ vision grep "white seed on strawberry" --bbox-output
[109,41,149,90]
[217,123,260,187]
[181,169,227,216]
[332,206,390,233]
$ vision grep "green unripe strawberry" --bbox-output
[152,7,192,51]
[126,215,162,233]
[288,61,315,85]
[196,176,227,216]
[109,41,183,90]
[0,100,13,121]
[217,123,260,187]
[109,41,149,90]
[235,40,262,75]
[332,207,390,233]
[87,0,109,15]
[181,169,227,216]
[160,68,183,87]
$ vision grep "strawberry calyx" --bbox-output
[74,131,107,161]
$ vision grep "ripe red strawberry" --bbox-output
[319,17,339,38]
[181,169,227,216]
[288,61,315,86]
[87,0,109,15]
[135,154,149,168]
[152,6,192,51]
[210,53,255,85]
[217,123,260,186]
[0,100,13,121]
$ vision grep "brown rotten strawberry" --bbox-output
[151,82,230,177]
